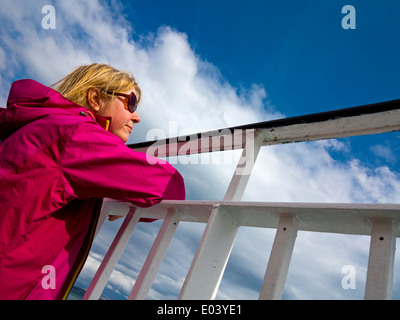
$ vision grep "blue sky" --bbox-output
[1,0,400,300]
[125,0,400,169]
[128,1,400,108]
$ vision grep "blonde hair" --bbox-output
[51,63,141,109]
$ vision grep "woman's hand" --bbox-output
[108,215,123,221]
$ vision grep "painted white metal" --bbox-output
[144,128,249,158]
[128,209,181,300]
[178,205,239,300]
[178,133,263,300]
[223,131,264,201]
[83,208,142,300]
[259,109,400,147]
[132,109,400,157]
[124,200,400,236]
[89,201,400,300]
[94,199,132,237]
[364,219,396,300]
[87,103,400,300]
[259,215,299,300]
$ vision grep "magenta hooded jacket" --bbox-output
[0,79,185,300]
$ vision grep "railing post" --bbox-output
[364,219,396,300]
[178,205,239,300]
[178,131,264,299]
[94,206,111,238]
[128,209,181,300]
[83,208,141,300]
[259,215,298,300]
[94,200,132,238]
[223,130,264,201]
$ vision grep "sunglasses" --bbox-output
[105,91,138,113]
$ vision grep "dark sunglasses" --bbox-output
[105,91,138,113]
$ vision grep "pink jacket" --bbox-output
[0,79,185,300]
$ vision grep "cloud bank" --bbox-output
[1,0,399,300]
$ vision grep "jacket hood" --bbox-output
[0,79,110,140]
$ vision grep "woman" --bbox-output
[0,63,185,300]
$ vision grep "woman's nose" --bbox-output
[131,111,141,123]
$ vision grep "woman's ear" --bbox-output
[87,88,101,112]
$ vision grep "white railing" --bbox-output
[83,99,400,300]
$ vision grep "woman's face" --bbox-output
[98,88,141,143]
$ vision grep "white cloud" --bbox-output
[370,144,396,164]
[0,47,6,71]
[1,0,400,300]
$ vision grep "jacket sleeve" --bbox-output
[61,121,185,208]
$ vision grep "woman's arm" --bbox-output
[61,121,185,207]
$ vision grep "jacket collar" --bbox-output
[88,111,112,131]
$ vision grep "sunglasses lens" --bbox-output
[129,93,137,113]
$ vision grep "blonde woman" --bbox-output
[0,63,185,300]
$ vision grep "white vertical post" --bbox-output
[259,215,298,300]
[128,209,181,300]
[83,208,141,300]
[94,200,132,238]
[224,130,263,201]
[178,205,239,300]
[364,219,395,300]
[178,131,264,300]
[94,207,110,238]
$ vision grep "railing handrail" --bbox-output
[100,199,400,235]
[127,98,400,157]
